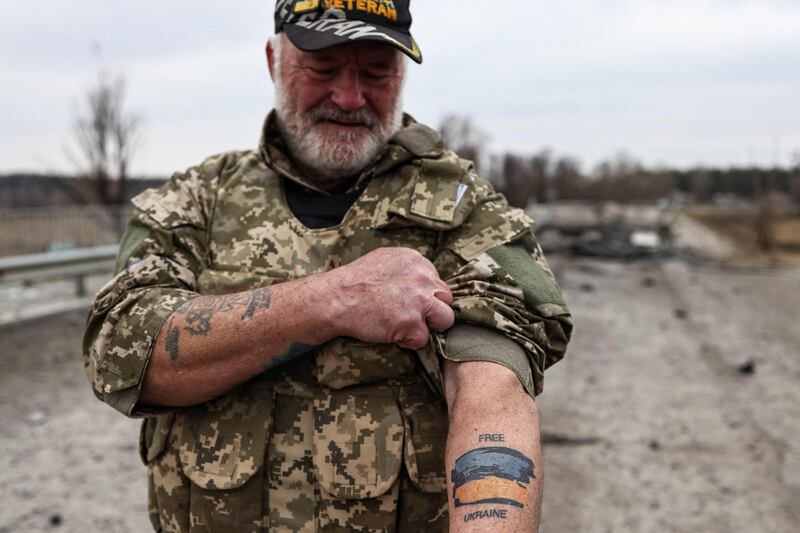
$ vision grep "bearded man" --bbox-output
[83,1,572,532]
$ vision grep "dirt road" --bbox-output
[539,256,800,532]
[1,256,798,532]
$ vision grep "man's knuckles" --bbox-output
[395,326,430,350]
[425,301,455,332]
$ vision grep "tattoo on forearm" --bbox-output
[242,288,272,320]
[175,293,251,314]
[183,309,212,336]
[464,509,508,522]
[451,447,535,512]
[164,317,180,362]
[264,343,316,371]
[163,288,274,363]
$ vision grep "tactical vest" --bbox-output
[136,125,525,530]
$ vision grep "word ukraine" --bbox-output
[464,509,508,522]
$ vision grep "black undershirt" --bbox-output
[283,177,362,229]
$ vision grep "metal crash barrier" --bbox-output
[0,246,118,327]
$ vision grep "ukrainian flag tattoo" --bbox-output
[451,447,535,509]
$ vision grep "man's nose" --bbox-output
[329,69,367,112]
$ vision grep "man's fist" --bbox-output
[324,247,455,350]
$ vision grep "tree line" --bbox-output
[438,115,800,208]
[65,74,799,210]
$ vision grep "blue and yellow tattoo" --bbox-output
[451,447,535,509]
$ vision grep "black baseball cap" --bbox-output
[274,0,422,64]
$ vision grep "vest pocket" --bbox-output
[399,382,448,493]
[312,389,404,500]
[139,412,175,464]
[314,338,417,389]
[143,380,274,532]
[177,379,273,490]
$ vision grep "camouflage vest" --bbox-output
[138,121,510,524]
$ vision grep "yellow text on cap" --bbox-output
[294,0,320,13]
[322,0,398,21]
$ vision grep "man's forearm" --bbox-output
[138,247,456,409]
[444,360,543,532]
[140,274,336,408]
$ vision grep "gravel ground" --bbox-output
[0,311,149,533]
[538,256,800,533]
[1,256,798,532]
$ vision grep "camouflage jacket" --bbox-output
[83,112,572,532]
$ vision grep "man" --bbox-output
[83,1,572,531]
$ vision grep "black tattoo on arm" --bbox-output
[175,293,252,316]
[170,288,272,338]
[183,309,212,336]
[164,287,276,368]
[242,288,272,321]
[264,343,316,371]
[164,288,274,364]
[451,447,535,513]
[464,509,508,523]
[164,317,181,361]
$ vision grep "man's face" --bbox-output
[269,35,406,183]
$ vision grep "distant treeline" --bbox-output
[2,158,799,210]
[438,115,800,208]
[483,151,799,207]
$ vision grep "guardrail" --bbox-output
[0,246,118,328]
[0,245,118,295]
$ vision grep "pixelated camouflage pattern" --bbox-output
[178,378,273,490]
[268,394,316,532]
[435,235,572,396]
[317,480,399,533]
[314,338,416,389]
[313,388,404,499]
[395,478,449,532]
[398,377,448,492]
[146,413,191,532]
[145,395,269,533]
[83,111,572,531]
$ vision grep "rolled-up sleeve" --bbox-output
[83,162,217,417]
[434,181,573,397]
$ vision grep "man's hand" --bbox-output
[326,247,455,350]
[141,247,454,408]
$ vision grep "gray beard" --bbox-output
[272,72,404,182]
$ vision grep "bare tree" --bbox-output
[791,150,800,207]
[754,166,776,252]
[588,152,658,203]
[530,149,552,204]
[552,156,585,201]
[691,167,712,203]
[499,153,533,208]
[438,114,489,173]
[68,68,141,205]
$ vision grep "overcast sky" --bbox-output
[2,0,799,176]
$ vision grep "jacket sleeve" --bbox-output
[433,176,573,398]
[82,161,219,417]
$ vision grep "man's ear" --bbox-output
[266,40,276,81]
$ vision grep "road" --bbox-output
[538,256,800,532]
[1,256,798,532]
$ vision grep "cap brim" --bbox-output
[284,23,422,64]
